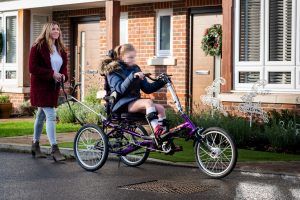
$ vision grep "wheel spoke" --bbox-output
[196,129,236,177]
[121,126,149,166]
[75,126,107,170]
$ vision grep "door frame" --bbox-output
[70,16,100,99]
[188,6,222,112]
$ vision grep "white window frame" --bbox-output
[0,11,18,86]
[296,0,300,89]
[234,0,265,67]
[234,0,300,91]
[296,68,300,89]
[264,0,296,66]
[264,66,295,89]
[234,67,263,89]
[120,12,128,45]
[30,12,51,46]
[156,9,173,57]
[234,0,265,90]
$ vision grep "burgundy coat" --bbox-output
[29,42,68,108]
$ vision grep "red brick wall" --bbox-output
[222,102,300,116]
[53,1,195,109]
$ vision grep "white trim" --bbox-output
[156,9,173,58]
[234,0,264,66]
[0,86,30,93]
[265,0,296,66]
[147,57,176,66]
[0,11,18,86]
[80,31,86,101]
[220,93,300,104]
[30,12,52,46]
[234,66,263,90]
[264,66,295,89]
[296,67,300,89]
[120,12,128,45]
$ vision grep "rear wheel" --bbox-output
[121,125,150,167]
[74,124,109,171]
[195,127,237,178]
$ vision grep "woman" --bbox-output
[100,44,168,140]
[29,21,68,161]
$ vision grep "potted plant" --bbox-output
[0,95,13,118]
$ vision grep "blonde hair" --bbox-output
[34,21,66,54]
[99,44,136,75]
[115,43,136,58]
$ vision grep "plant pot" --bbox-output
[0,103,12,118]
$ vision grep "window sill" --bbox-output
[147,57,177,66]
[0,86,30,93]
[220,92,300,104]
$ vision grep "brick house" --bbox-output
[0,0,299,115]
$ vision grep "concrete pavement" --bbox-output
[0,132,300,177]
[0,151,300,200]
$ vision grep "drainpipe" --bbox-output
[188,11,193,114]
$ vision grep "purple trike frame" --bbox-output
[101,110,200,156]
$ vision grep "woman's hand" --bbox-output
[61,74,65,82]
[134,72,145,80]
[53,72,62,82]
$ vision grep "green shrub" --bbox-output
[267,109,295,128]
[57,87,105,124]
[57,101,105,125]
[166,108,184,127]
[265,120,300,151]
[57,102,76,123]
[74,102,105,125]
[166,109,267,148]
[264,109,300,152]
[84,87,99,105]
[0,95,10,103]
[19,100,35,116]
[190,111,266,148]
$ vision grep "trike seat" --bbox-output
[112,112,146,121]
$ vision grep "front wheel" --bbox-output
[195,127,237,178]
[74,124,109,171]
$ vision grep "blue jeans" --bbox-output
[33,107,57,146]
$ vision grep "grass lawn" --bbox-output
[0,121,81,137]
[53,138,300,162]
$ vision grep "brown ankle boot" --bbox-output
[31,141,47,158]
[51,144,65,161]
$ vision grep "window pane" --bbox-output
[6,16,16,63]
[268,72,291,84]
[239,0,261,61]
[160,16,170,50]
[32,15,49,43]
[239,71,260,83]
[120,18,128,45]
[5,70,16,79]
[269,0,292,61]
